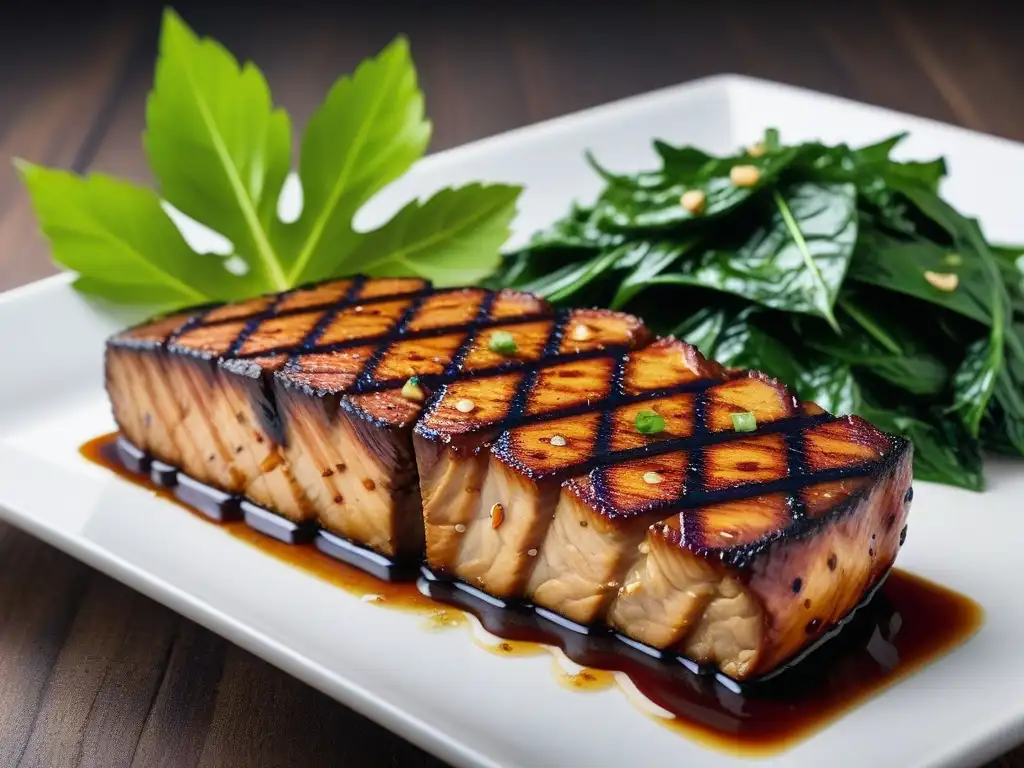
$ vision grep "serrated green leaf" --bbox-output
[16,162,240,305]
[21,11,521,311]
[280,35,432,285]
[144,8,292,293]
[338,184,520,286]
[72,277,191,316]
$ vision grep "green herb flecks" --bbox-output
[731,412,757,433]
[488,330,518,356]
[634,409,666,435]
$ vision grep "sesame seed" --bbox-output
[455,523,467,533]
[720,530,734,539]
[729,164,761,187]
[623,581,642,596]
[550,434,567,447]
[572,323,593,341]
[455,398,475,413]
[924,270,959,292]
[527,548,538,557]
[747,142,767,157]
[680,189,706,215]
[638,542,649,555]
[642,471,663,485]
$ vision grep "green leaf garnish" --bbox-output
[17,9,521,308]
[731,412,757,432]
[488,330,518,356]
[145,9,293,293]
[635,410,666,435]
[15,162,248,312]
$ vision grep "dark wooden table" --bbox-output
[1,1,1021,765]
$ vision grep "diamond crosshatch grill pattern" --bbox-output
[108,276,906,566]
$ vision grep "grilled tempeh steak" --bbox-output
[107,277,640,555]
[106,277,913,680]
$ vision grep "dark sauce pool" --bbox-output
[81,432,983,755]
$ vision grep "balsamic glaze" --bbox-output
[80,432,983,755]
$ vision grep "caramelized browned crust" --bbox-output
[106,279,647,557]
[106,276,914,679]
[411,324,911,678]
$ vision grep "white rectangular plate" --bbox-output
[2,75,1023,768]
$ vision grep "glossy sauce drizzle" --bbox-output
[81,432,983,755]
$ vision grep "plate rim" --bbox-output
[2,72,1023,768]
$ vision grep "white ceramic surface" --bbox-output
[2,75,1023,768]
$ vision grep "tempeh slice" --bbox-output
[106,276,915,680]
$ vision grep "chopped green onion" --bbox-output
[489,330,518,356]
[731,411,757,432]
[635,410,665,435]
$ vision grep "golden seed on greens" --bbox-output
[730,164,761,187]
[924,270,959,292]
[680,189,706,214]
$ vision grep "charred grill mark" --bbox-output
[211,280,433,333]
[587,349,634,515]
[112,278,908,569]
[357,294,430,388]
[285,276,367,371]
[487,404,836,482]
[652,452,895,569]
[108,274,419,355]
[374,344,618,399]
[595,350,632,454]
[589,441,893,521]
[506,311,574,427]
[440,291,499,378]
[244,310,556,367]
[165,307,218,348]
[683,389,710,498]
[785,425,810,521]
[107,306,220,352]
[226,291,292,358]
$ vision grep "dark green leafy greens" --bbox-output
[490,129,1024,491]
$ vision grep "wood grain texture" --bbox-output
[0,1,1020,765]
